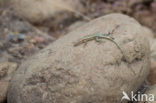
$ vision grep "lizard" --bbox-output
[73,33,126,59]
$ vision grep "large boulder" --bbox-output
[8,14,150,103]
[7,0,85,23]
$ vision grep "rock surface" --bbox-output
[8,14,150,103]
[143,27,156,85]
[138,84,156,103]
[8,0,85,23]
[0,62,17,103]
[67,21,87,32]
[149,59,156,85]
[0,0,2,7]
[149,38,156,85]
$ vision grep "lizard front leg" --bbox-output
[83,39,89,47]
[95,37,103,43]
[102,34,115,40]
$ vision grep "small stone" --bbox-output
[8,34,17,42]
[0,82,9,103]
[34,36,45,43]
[0,62,18,78]
[30,39,37,44]
[0,62,18,103]
[8,48,15,54]
[17,34,25,41]
[148,59,156,85]
[0,42,3,48]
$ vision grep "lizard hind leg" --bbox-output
[83,40,88,47]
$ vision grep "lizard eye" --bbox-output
[109,36,114,40]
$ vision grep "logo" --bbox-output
[121,91,155,102]
[121,91,130,101]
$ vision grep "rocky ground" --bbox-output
[0,0,156,103]
[80,0,156,33]
[0,8,55,103]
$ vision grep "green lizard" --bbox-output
[73,33,126,59]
